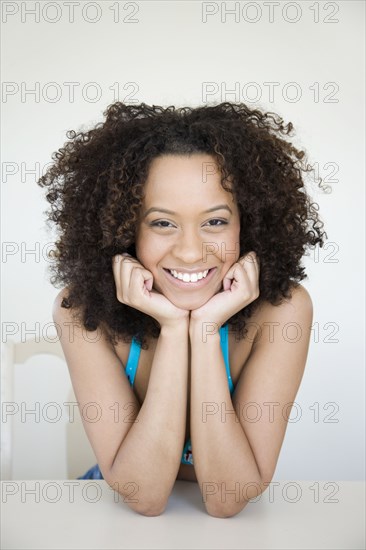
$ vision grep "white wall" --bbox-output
[2,1,365,481]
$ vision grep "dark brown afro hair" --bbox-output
[37,102,327,349]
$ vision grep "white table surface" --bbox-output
[1,480,365,549]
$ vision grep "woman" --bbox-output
[38,101,326,517]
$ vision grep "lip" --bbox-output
[163,267,217,289]
[165,267,210,274]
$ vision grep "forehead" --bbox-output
[143,153,233,204]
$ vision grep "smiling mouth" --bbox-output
[163,267,216,286]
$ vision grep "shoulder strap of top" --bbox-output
[219,323,234,394]
[124,337,141,387]
[125,324,233,393]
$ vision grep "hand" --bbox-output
[112,253,190,329]
[189,252,260,329]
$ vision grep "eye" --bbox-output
[150,220,174,228]
[206,219,228,227]
[150,219,228,229]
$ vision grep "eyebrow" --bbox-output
[143,204,233,218]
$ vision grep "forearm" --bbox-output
[189,322,263,517]
[106,321,189,514]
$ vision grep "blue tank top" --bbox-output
[124,322,234,466]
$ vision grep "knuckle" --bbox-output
[116,287,128,304]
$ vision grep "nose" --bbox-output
[173,228,204,266]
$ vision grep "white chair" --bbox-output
[1,337,96,480]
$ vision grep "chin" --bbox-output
[168,294,212,311]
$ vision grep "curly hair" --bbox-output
[37,101,327,349]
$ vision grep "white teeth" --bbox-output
[169,269,209,282]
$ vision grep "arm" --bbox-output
[189,284,313,518]
[107,320,189,515]
[53,289,189,517]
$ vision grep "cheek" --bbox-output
[136,232,166,266]
[135,230,150,265]
[220,229,240,265]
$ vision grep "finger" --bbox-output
[112,255,128,300]
[222,261,249,291]
[111,255,123,286]
[120,253,141,266]
[253,252,260,274]
[129,266,154,295]
[112,254,138,299]
[145,279,153,292]
[240,253,260,295]
[242,251,258,268]
[223,276,231,291]
[112,254,135,272]
[241,252,259,278]
[112,254,122,266]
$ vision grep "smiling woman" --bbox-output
[135,154,241,312]
[37,101,327,517]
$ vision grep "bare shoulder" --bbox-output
[254,282,313,323]
[249,283,313,350]
[228,284,313,373]
[52,287,133,364]
[52,287,72,317]
[52,287,111,346]
[282,282,313,310]
[52,287,85,334]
